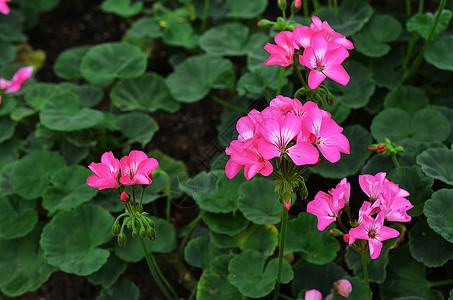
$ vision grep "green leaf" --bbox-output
[199,23,252,56]
[60,83,103,108]
[331,276,371,300]
[425,34,453,71]
[162,19,198,49]
[237,65,289,98]
[387,166,433,217]
[384,86,429,115]
[87,253,127,288]
[184,236,229,269]
[228,249,292,298]
[416,147,453,185]
[80,42,147,86]
[53,46,90,80]
[371,107,450,143]
[286,213,340,265]
[361,155,395,175]
[0,43,16,64]
[96,280,140,300]
[345,245,391,284]
[40,92,104,131]
[24,83,66,110]
[40,204,114,276]
[203,211,249,236]
[128,17,162,38]
[210,224,278,257]
[370,48,404,89]
[114,217,176,262]
[166,55,235,103]
[310,125,372,179]
[314,0,373,36]
[42,165,98,213]
[353,14,402,57]
[101,0,143,17]
[247,33,272,71]
[292,262,347,296]
[0,117,16,143]
[0,195,37,240]
[381,245,443,299]
[10,151,66,200]
[118,112,159,147]
[225,0,267,19]
[326,60,375,109]
[0,224,56,297]
[113,73,180,113]
[407,10,452,40]
[424,189,453,244]
[238,178,281,225]
[409,220,453,267]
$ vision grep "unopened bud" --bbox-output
[257,19,273,27]
[343,234,349,244]
[112,223,120,236]
[140,227,147,238]
[329,228,344,237]
[117,232,127,247]
[147,227,156,241]
[377,144,387,153]
[333,279,352,297]
[120,192,129,202]
[278,0,287,11]
[132,230,139,239]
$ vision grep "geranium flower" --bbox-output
[263,31,295,67]
[305,289,322,300]
[310,16,354,50]
[0,0,10,15]
[333,279,352,297]
[300,31,350,89]
[348,212,400,259]
[0,66,33,104]
[120,150,159,185]
[307,188,345,231]
[87,151,120,190]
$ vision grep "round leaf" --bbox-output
[202,211,249,236]
[113,73,180,113]
[199,23,250,56]
[0,195,37,239]
[424,189,453,244]
[383,86,429,115]
[96,280,140,300]
[80,42,147,86]
[425,34,453,71]
[409,220,453,267]
[310,125,372,179]
[118,112,159,147]
[184,236,229,269]
[40,204,114,276]
[166,55,235,103]
[43,165,98,213]
[53,46,90,80]
[0,43,16,64]
[60,83,103,107]
[40,92,104,131]
[286,213,340,265]
[128,17,162,38]
[238,178,281,225]
[370,48,404,89]
[0,117,16,143]
[162,19,198,49]
[87,253,127,289]
[416,147,453,185]
[225,0,267,19]
[25,83,66,110]
[100,0,143,17]
[407,10,452,40]
[10,151,66,200]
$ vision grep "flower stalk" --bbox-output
[361,251,372,300]
[273,205,289,300]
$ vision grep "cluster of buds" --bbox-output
[86,150,160,247]
[307,172,413,259]
[0,66,33,104]
[367,138,404,156]
[305,279,352,299]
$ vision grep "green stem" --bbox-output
[292,65,309,90]
[200,0,210,32]
[328,0,332,10]
[403,0,424,69]
[333,0,338,15]
[166,193,171,222]
[427,278,453,288]
[405,0,411,16]
[303,0,309,17]
[139,186,146,208]
[276,66,285,96]
[279,293,295,300]
[401,0,446,84]
[273,206,289,300]
[291,257,305,269]
[139,238,176,300]
[391,154,400,168]
[362,252,372,300]
[150,252,179,299]
[210,94,248,114]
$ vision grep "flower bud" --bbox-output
[329,228,344,237]
[257,19,273,27]
[132,230,139,239]
[343,234,350,244]
[147,227,156,241]
[120,192,129,202]
[377,144,387,153]
[333,279,352,297]
[117,232,127,247]
[112,223,120,236]
[278,0,287,11]
[137,204,143,213]
[140,227,147,238]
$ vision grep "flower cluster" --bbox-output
[0,66,33,104]
[225,96,349,180]
[0,0,10,15]
[264,16,353,90]
[87,150,159,190]
[307,172,413,259]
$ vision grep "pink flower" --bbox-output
[305,289,322,300]
[292,26,313,49]
[294,0,301,8]
[258,114,319,166]
[305,106,350,163]
[329,178,350,204]
[0,66,33,104]
[120,150,159,185]
[348,212,400,259]
[263,31,295,67]
[310,16,354,50]
[300,31,350,89]
[359,172,410,202]
[307,189,345,231]
[333,279,352,297]
[120,192,129,202]
[0,0,10,15]
[87,151,120,190]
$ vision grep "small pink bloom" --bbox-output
[329,178,350,204]
[333,279,352,297]
[0,0,10,15]
[310,16,354,50]
[120,150,159,185]
[307,189,345,231]
[294,0,301,8]
[348,212,400,259]
[264,31,295,67]
[305,289,323,300]
[120,192,129,202]
[300,31,350,89]
[343,234,349,244]
[87,151,120,190]
[1,66,33,93]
